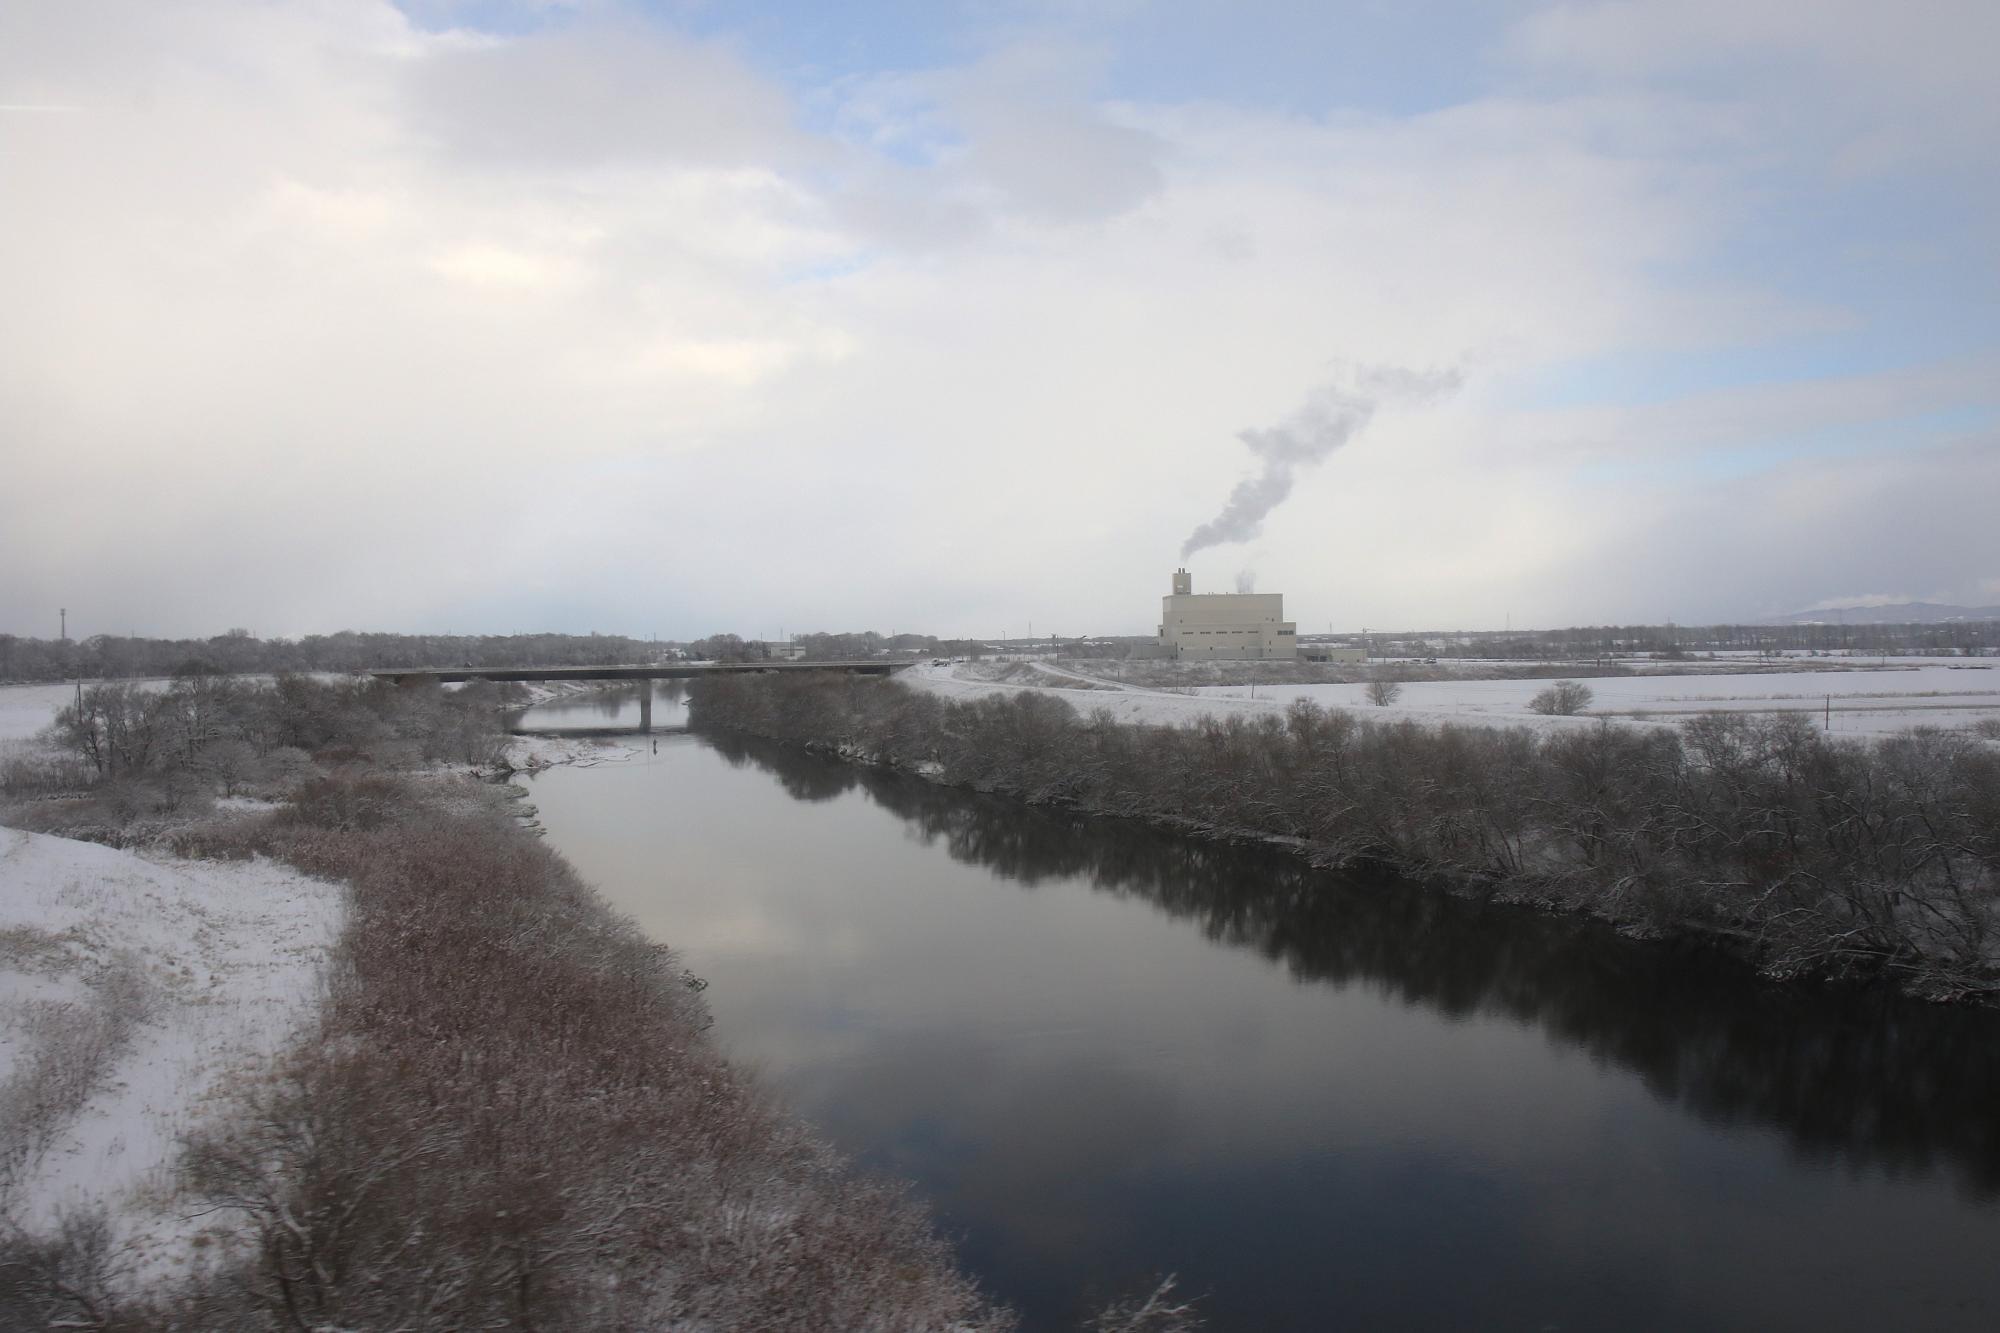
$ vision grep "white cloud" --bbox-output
[1511,0,2000,172]
[431,240,587,290]
[404,20,805,170]
[1492,356,2000,464]
[0,0,1991,638]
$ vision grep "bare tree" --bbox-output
[1530,680,1593,715]
[1364,675,1403,707]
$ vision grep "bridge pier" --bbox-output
[638,687,652,733]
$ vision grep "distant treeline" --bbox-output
[689,674,2000,1001]
[689,631,997,661]
[10,613,1987,685]
[1372,618,2000,661]
[0,630,656,682]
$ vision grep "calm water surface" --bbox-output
[516,687,2000,1331]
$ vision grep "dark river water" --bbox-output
[516,686,2000,1331]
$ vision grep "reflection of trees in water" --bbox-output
[711,734,2000,1197]
[591,687,638,719]
[709,734,855,803]
[587,683,686,719]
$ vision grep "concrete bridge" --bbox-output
[368,660,909,733]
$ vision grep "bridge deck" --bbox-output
[369,661,908,684]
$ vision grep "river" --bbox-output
[515,684,2000,1331]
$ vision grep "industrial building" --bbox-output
[1158,569,1298,660]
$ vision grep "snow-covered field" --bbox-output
[0,827,343,1291]
[0,683,79,745]
[905,660,2000,737]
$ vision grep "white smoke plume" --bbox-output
[1180,364,1462,560]
[1234,569,1257,593]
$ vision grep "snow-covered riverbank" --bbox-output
[0,827,343,1295]
[1,677,349,1293]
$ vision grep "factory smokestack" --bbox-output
[1180,363,1462,560]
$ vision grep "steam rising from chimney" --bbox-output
[1180,364,1462,560]
[1235,569,1257,593]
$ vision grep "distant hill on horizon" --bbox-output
[1758,601,2000,626]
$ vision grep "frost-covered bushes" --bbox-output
[39,673,509,791]
[0,744,96,799]
[690,674,2000,998]
[162,778,1012,1330]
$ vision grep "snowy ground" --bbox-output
[0,683,82,745]
[0,827,344,1293]
[504,730,651,771]
[904,660,2000,738]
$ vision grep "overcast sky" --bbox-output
[3,0,1995,640]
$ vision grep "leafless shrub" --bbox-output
[166,809,276,861]
[0,1208,137,1332]
[1088,1274,1203,1332]
[0,744,96,799]
[194,737,261,796]
[256,746,317,795]
[1364,675,1403,706]
[1529,680,1594,715]
[277,773,413,832]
